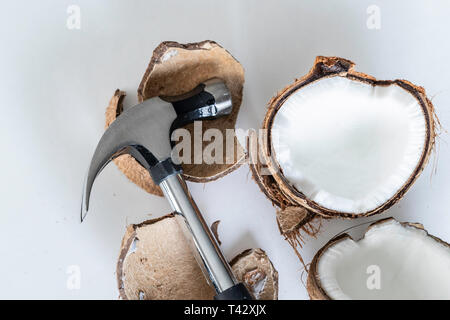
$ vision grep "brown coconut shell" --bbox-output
[116,214,214,300]
[106,40,245,196]
[248,132,322,265]
[230,248,279,300]
[210,220,222,245]
[275,206,321,268]
[117,214,278,300]
[306,217,450,300]
[257,56,437,219]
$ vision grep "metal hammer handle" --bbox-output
[159,174,252,299]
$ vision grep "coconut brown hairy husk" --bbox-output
[307,218,450,300]
[117,214,278,300]
[106,40,245,196]
[248,132,322,266]
[256,56,436,219]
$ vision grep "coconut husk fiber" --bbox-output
[248,131,322,268]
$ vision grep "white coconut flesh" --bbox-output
[271,77,427,214]
[317,220,450,299]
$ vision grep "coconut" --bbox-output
[257,56,436,219]
[117,214,278,300]
[307,218,450,300]
[106,40,245,196]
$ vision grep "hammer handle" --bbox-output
[160,174,252,299]
[214,283,253,300]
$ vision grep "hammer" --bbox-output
[81,79,252,300]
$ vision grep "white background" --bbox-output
[1,0,450,299]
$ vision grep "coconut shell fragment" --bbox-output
[117,215,278,300]
[210,220,222,245]
[106,40,245,196]
[230,249,279,300]
[276,206,320,268]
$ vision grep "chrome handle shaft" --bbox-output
[159,174,237,293]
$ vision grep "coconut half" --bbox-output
[307,218,450,300]
[106,40,245,196]
[260,56,436,218]
[117,214,278,300]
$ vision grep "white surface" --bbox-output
[1,0,450,299]
[272,77,427,214]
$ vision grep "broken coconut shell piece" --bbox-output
[117,214,278,300]
[106,40,245,197]
[307,218,450,300]
[116,214,213,300]
[230,248,278,300]
[258,56,437,219]
[275,206,320,268]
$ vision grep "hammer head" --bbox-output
[81,78,232,221]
